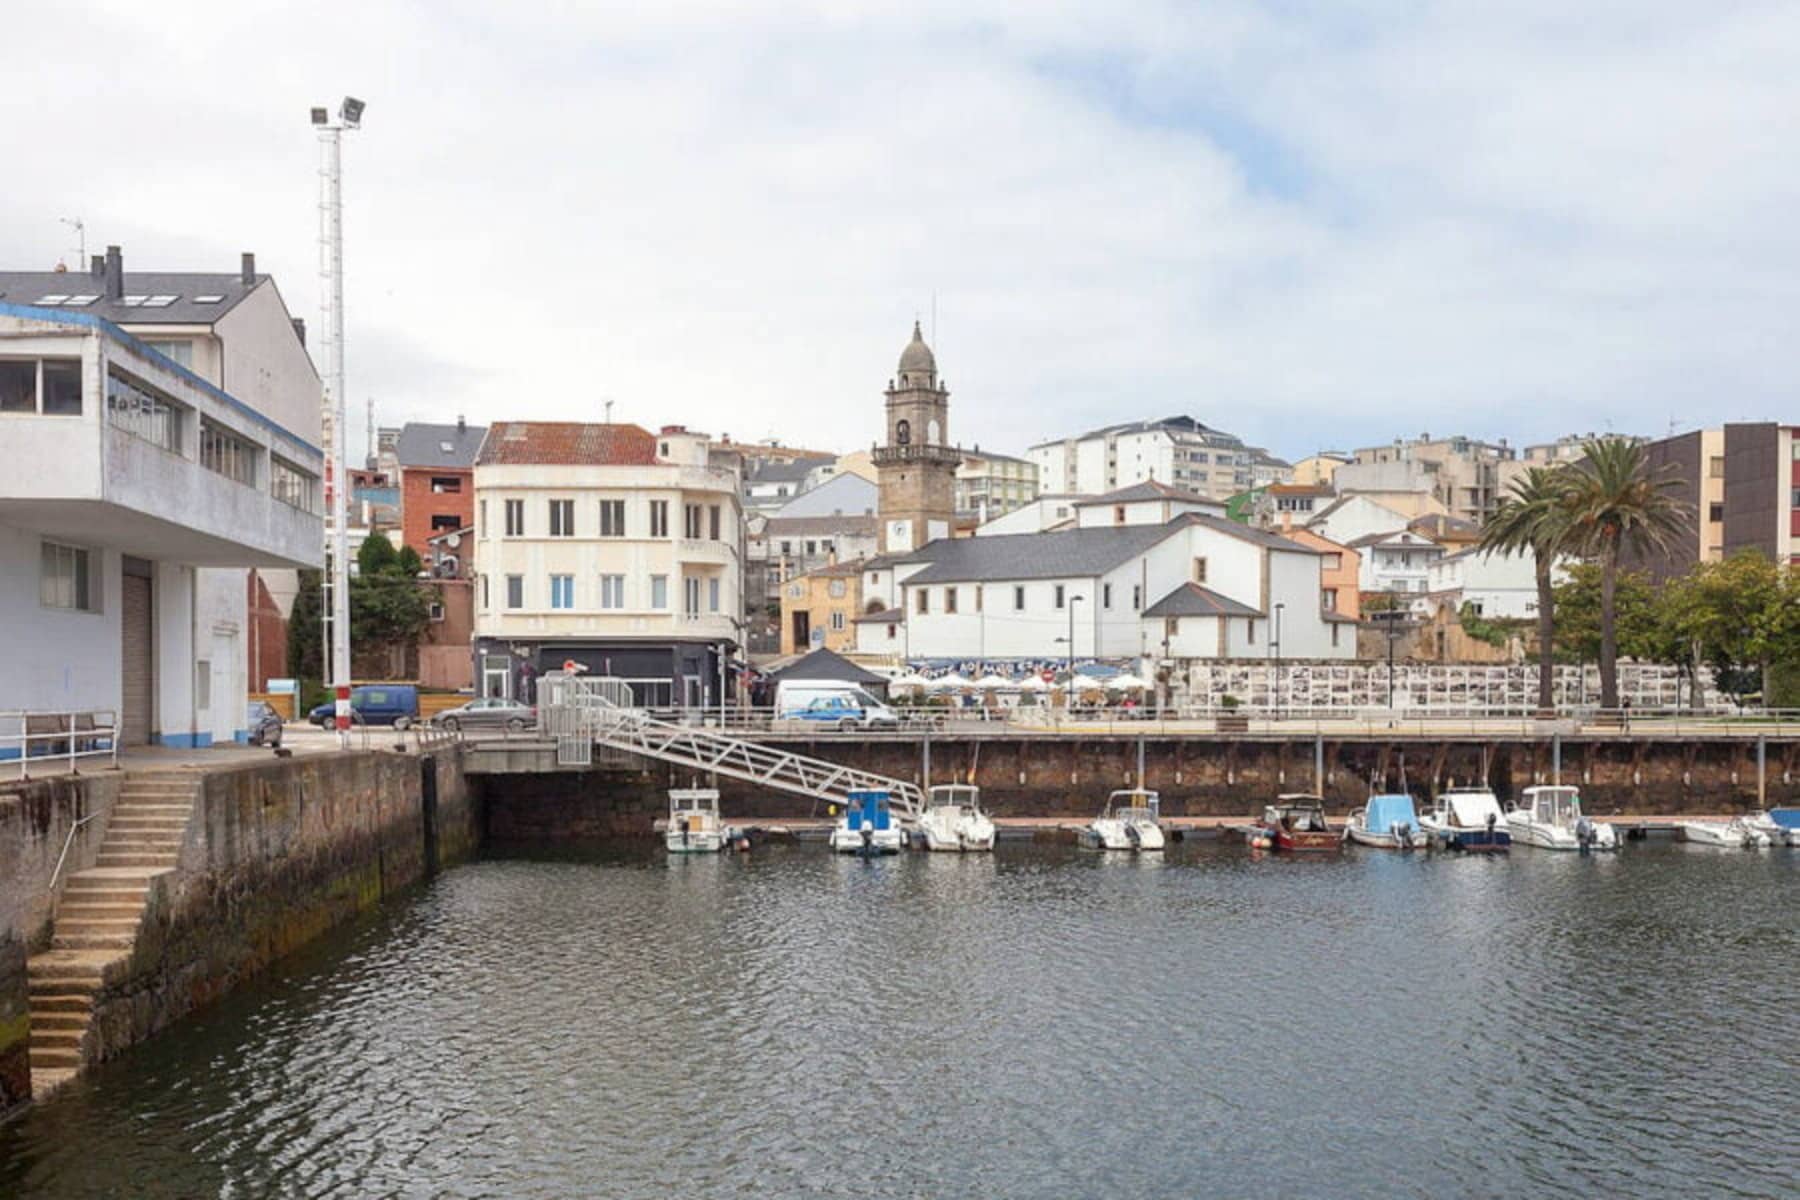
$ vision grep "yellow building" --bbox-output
[1292,453,1350,486]
[779,560,866,655]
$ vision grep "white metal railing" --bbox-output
[1,709,120,779]
[539,677,923,819]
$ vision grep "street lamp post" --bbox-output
[311,96,364,748]
[1273,602,1285,718]
[1067,594,1085,684]
[1386,618,1400,711]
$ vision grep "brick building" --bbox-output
[395,418,486,558]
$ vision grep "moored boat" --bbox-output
[1079,789,1165,852]
[1345,793,1427,850]
[665,788,728,853]
[1746,809,1800,847]
[918,784,997,852]
[1418,787,1511,852]
[829,790,905,855]
[1506,785,1617,852]
[1677,817,1772,849]
[1255,794,1341,852]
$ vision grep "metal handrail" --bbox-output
[48,811,100,893]
[2,709,120,779]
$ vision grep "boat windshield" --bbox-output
[929,785,981,807]
[668,790,719,816]
[1528,787,1582,826]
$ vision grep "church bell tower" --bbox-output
[873,321,959,553]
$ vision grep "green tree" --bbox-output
[1550,563,1662,667]
[357,533,398,577]
[1667,552,1800,705]
[1478,466,1576,714]
[287,568,323,681]
[1561,438,1692,708]
[349,572,432,649]
[395,544,424,578]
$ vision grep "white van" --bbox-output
[774,681,902,730]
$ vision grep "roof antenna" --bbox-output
[604,397,615,424]
[59,216,85,269]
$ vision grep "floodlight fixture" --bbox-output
[310,107,329,126]
[340,96,365,127]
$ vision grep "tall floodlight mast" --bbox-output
[311,97,364,747]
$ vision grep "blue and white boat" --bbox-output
[1418,787,1511,852]
[1748,809,1800,847]
[1345,793,1427,849]
[828,790,905,855]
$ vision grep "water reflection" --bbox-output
[0,841,1793,1199]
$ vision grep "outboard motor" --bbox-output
[1392,821,1413,850]
[1576,816,1595,854]
[1125,822,1142,849]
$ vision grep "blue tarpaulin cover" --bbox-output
[1365,794,1420,834]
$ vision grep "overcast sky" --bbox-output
[5,2,1796,461]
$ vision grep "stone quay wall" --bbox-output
[83,750,478,1066]
[0,772,124,1116]
[480,734,1800,839]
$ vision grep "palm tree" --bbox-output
[1480,467,1575,715]
[1562,438,1692,709]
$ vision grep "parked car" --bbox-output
[775,682,901,731]
[246,700,285,747]
[431,697,536,733]
[308,684,421,729]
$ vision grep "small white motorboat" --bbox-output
[829,790,905,856]
[665,788,728,853]
[1678,817,1773,849]
[1506,785,1618,852]
[1079,789,1165,852]
[1745,810,1800,847]
[1345,793,1428,850]
[917,784,997,852]
[1418,787,1511,852]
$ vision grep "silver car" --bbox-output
[431,697,536,733]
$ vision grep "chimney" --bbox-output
[291,317,307,346]
[457,414,466,433]
[103,245,123,301]
[240,252,256,285]
[90,254,105,277]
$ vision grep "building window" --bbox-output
[886,624,897,639]
[650,574,668,609]
[430,476,462,494]
[1054,584,1066,609]
[685,577,701,615]
[200,419,257,485]
[1322,588,1338,612]
[975,585,983,613]
[650,500,669,538]
[430,514,460,534]
[271,457,320,513]
[708,578,720,612]
[830,611,846,632]
[945,587,958,614]
[40,541,96,612]
[828,579,847,598]
[684,504,703,539]
[895,419,911,446]
[1014,586,1025,611]
[549,499,575,537]
[505,499,524,537]
[599,574,624,609]
[480,574,489,609]
[550,575,574,609]
[1331,623,1341,649]
[709,505,721,540]
[805,541,817,555]
[1,358,82,415]
[1102,583,1113,609]
[1165,617,1179,637]
[106,367,184,453]
[1247,619,1257,644]
[478,499,487,538]
[1114,505,1126,525]
[1193,557,1207,583]
[429,601,446,622]
[1131,584,1142,610]
[1709,456,1725,478]
[1709,502,1725,523]
[599,499,626,537]
[916,589,929,614]
[1323,553,1342,570]
[505,574,524,609]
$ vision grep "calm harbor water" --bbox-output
[2,840,1796,1199]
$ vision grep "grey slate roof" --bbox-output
[0,269,260,326]
[896,523,1178,585]
[745,458,819,485]
[1141,582,1263,619]
[1075,480,1217,507]
[396,421,488,469]
[765,648,888,686]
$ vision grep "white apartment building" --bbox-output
[855,513,1354,664]
[955,449,1040,523]
[0,247,323,752]
[1348,528,1446,596]
[472,422,743,707]
[1334,433,1525,525]
[1424,548,1571,620]
[1028,415,1255,502]
[974,494,1085,537]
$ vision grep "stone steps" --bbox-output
[28,773,198,1098]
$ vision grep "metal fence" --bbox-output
[1,709,120,779]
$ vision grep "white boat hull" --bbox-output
[829,825,905,855]
[1678,820,1772,849]
[1345,824,1426,850]
[919,813,998,852]
[1080,817,1163,851]
[1744,814,1796,847]
[1506,814,1618,851]
[665,829,727,853]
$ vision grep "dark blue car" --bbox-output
[308,684,420,729]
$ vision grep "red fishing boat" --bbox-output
[1255,794,1342,852]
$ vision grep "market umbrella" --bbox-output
[1017,676,1050,693]
[1109,673,1148,691]
[930,672,974,691]
[974,673,1013,690]
[891,672,931,693]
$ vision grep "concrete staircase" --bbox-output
[26,773,196,1096]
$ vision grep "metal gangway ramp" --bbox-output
[539,675,923,821]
